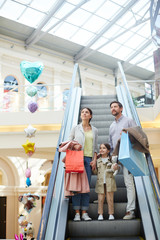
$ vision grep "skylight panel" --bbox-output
[103,24,123,39]
[82,0,106,12]
[111,0,128,6]
[30,0,55,12]
[138,58,154,71]
[142,43,156,55]
[0,0,6,7]
[70,28,95,46]
[66,8,91,26]
[54,2,75,19]
[115,31,134,45]
[0,0,26,21]
[113,45,134,60]
[135,22,151,38]
[67,0,82,5]
[129,53,146,64]
[132,1,149,15]
[91,37,108,50]
[82,15,107,33]
[14,0,31,4]
[124,34,146,49]
[117,11,136,28]
[19,7,45,28]
[52,22,79,40]
[134,1,150,18]
[96,1,122,20]
[99,41,121,55]
[42,17,59,32]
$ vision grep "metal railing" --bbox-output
[117,61,160,240]
[37,63,82,240]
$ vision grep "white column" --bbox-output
[53,69,63,110]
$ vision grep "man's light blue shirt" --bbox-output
[109,114,136,152]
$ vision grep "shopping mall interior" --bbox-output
[0,0,160,239]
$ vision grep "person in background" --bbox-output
[109,100,137,220]
[94,143,117,221]
[69,107,98,221]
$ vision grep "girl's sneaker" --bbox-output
[108,214,114,220]
[73,213,81,221]
[98,214,104,221]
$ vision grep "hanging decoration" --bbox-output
[22,140,35,155]
[28,100,38,113]
[18,193,40,213]
[20,61,44,83]
[24,125,37,138]
[18,215,35,239]
[14,234,23,240]
[25,168,31,187]
[26,85,38,97]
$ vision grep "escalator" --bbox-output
[37,63,160,240]
[66,95,144,240]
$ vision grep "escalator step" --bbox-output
[67,219,141,238]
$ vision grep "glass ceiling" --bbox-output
[0,0,158,72]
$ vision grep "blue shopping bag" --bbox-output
[118,132,149,176]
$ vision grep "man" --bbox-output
[109,100,137,220]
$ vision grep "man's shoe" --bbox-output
[108,214,115,220]
[98,214,103,221]
[123,211,135,220]
[73,213,81,221]
[82,213,92,221]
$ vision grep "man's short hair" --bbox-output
[110,101,123,108]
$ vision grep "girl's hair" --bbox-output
[100,143,111,151]
[81,107,92,122]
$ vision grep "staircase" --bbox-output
[66,95,144,240]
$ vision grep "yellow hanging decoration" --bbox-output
[22,139,35,154]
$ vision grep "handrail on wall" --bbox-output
[37,63,82,240]
[117,61,160,208]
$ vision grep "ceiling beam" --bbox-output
[74,0,138,62]
[25,0,65,47]
[25,0,90,48]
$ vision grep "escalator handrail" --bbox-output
[37,63,81,240]
[117,61,160,207]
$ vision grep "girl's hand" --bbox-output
[90,159,96,170]
[112,163,120,171]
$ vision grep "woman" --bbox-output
[68,107,98,221]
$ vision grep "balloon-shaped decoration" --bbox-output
[26,85,37,97]
[27,149,36,157]
[15,234,19,240]
[28,101,38,113]
[18,193,40,213]
[26,177,31,187]
[20,234,23,240]
[25,168,31,178]
[24,125,36,138]
[20,61,44,83]
[22,140,35,154]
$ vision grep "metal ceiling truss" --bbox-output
[75,17,150,62]
[25,0,90,48]
[25,0,65,47]
[74,0,139,62]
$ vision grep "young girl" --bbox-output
[94,143,117,221]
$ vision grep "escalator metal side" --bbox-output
[45,87,82,240]
[116,84,159,240]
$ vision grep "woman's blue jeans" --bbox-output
[72,156,92,211]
